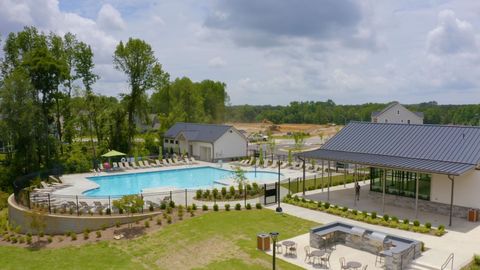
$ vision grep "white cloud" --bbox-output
[97,4,126,32]
[427,10,478,55]
[208,56,226,68]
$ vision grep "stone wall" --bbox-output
[8,195,156,234]
[368,191,472,219]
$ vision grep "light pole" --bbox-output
[270,232,279,270]
[276,160,282,213]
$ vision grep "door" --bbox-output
[199,146,212,161]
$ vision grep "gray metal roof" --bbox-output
[165,122,232,143]
[301,122,480,175]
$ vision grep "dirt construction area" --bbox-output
[229,122,341,138]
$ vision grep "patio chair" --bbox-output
[184,157,191,165]
[289,243,297,257]
[162,159,170,166]
[280,162,289,169]
[190,157,198,164]
[123,162,132,170]
[174,158,185,165]
[362,265,368,270]
[339,257,348,270]
[155,159,163,167]
[304,246,312,263]
[168,158,177,165]
[93,201,104,211]
[130,161,139,169]
[118,162,125,169]
[99,163,105,171]
[275,242,282,254]
[320,250,331,268]
[144,160,152,167]
[79,201,93,211]
[112,162,119,170]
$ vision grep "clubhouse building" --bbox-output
[302,122,480,225]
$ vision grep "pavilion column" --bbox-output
[382,168,386,213]
[344,164,347,188]
[321,160,324,192]
[448,175,455,227]
[354,164,358,207]
[415,173,419,219]
[327,160,331,202]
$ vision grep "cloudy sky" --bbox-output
[1,0,480,105]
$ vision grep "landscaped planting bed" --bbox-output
[283,194,446,236]
[195,182,263,201]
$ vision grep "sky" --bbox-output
[0,0,480,105]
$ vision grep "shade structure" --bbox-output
[101,150,127,158]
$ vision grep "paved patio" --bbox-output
[266,233,383,270]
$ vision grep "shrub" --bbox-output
[212,188,219,199]
[58,236,64,242]
[324,202,330,209]
[423,222,431,229]
[238,182,244,195]
[83,230,89,240]
[149,204,154,212]
[118,208,124,214]
[252,182,259,194]
[403,218,409,225]
[474,254,480,265]
[203,189,211,199]
[352,209,358,215]
[235,203,241,210]
[11,236,17,243]
[391,216,398,223]
[169,200,175,208]
[438,224,445,231]
[47,236,53,243]
[144,220,150,228]
[301,197,307,203]
[106,208,111,215]
[156,217,162,225]
[293,195,299,201]
[383,214,389,222]
[202,205,208,211]
[115,221,120,228]
[19,236,25,244]
[196,189,203,199]
[246,203,252,210]
[342,206,348,212]
[371,212,377,219]
[39,231,44,238]
[26,235,32,244]
[192,204,197,211]
[71,233,77,241]
[229,186,236,197]
[255,203,262,209]
[213,204,219,211]
[225,204,231,211]
[413,220,420,227]
[96,231,101,238]
[163,212,168,219]
[221,187,227,197]
[166,206,172,214]
[160,202,167,210]
[88,209,93,216]
[167,216,172,224]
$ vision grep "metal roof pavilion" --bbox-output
[301,122,480,176]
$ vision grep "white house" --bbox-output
[371,101,424,124]
[163,122,248,162]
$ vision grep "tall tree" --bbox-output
[113,38,167,152]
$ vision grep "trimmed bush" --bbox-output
[83,231,89,240]
[213,204,219,211]
[212,188,219,199]
[47,235,53,243]
[255,203,262,209]
[474,254,480,265]
[246,203,252,210]
[166,206,172,214]
[342,206,348,212]
[383,214,389,222]
[438,224,445,231]
[229,186,235,197]
[169,200,175,208]
[160,202,167,210]
[192,204,197,211]
[225,204,231,211]
[26,235,32,244]
[235,203,241,210]
[324,202,330,209]
[196,189,203,199]
[156,217,162,225]
[425,222,432,229]
[167,215,172,224]
[221,187,227,197]
[371,212,377,219]
[413,220,420,227]
[149,204,154,212]
[202,205,208,211]
[391,216,398,223]
[352,209,358,215]
[71,233,77,241]
[403,218,409,225]
[144,220,150,228]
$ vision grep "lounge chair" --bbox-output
[174,158,185,165]
[143,160,152,167]
[167,158,177,165]
[155,159,163,167]
[93,201,105,211]
[281,162,289,169]
[112,162,119,170]
[184,157,191,165]
[99,163,105,171]
[130,161,139,169]
[162,159,170,166]
[190,157,198,164]
[79,201,93,211]
[118,162,125,169]
[270,161,278,168]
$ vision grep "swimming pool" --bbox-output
[83,166,280,197]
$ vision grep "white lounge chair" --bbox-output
[162,159,170,166]
[155,159,163,167]
[190,157,198,164]
[130,161,139,169]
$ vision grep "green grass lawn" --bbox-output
[0,210,317,270]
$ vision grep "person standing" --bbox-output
[355,182,361,201]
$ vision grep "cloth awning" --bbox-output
[101,150,127,158]
[300,149,474,176]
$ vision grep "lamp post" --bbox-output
[270,232,279,270]
[276,160,282,213]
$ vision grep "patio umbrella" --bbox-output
[101,150,127,169]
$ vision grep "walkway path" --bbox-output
[267,202,480,269]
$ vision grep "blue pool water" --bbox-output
[84,166,280,197]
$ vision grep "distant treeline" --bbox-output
[226,100,480,125]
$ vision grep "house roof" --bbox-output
[165,122,233,143]
[300,122,480,175]
[371,102,424,119]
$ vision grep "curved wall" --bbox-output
[8,194,156,234]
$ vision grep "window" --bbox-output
[175,140,178,144]
[407,120,411,124]
[370,168,431,200]
[397,110,400,114]
[170,139,174,144]
[373,118,377,123]
[401,120,403,123]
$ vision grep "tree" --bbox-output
[233,166,248,186]
[293,132,306,151]
[267,135,276,160]
[287,150,293,166]
[113,195,144,228]
[113,38,167,152]
[27,207,47,240]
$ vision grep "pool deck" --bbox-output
[54,161,308,196]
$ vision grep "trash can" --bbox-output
[468,209,478,222]
[257,233,271,251]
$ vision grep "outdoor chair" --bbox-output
[362,265,368,270]
[123,162,131,169]
[162,159,170,166]
[167,158,177,165]
[320,250,331,268]
[118,162,125,169]
[190,157,198,163]
[304,246,312,263]
[275,242,282,254]
[130,161,139,169]
[289,243,297,257]
[112,162,119,170]
[339,257,348,270]
[155,159,163,167]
